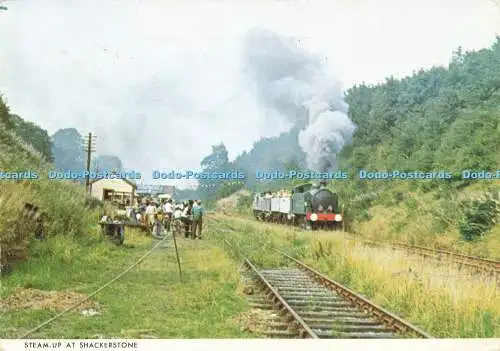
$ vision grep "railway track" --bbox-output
[210,214,499,279]
[236,245,431,339]
[361,239,500,278]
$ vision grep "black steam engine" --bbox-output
[252,181,343,230]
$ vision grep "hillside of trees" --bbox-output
[337,37,500,249]
[8,114,53,162]
[0,101,53,163]
[343,42,500,173]
[201,37,500,257]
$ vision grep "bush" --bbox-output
[459,199,499,241]
[236,195,252,215]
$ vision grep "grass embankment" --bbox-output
[0,124,105,271]
[0,227,252,338]
[211,214,500,338]
[345,182,500,260]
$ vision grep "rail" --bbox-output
[212,212,499,278]
[225,235,431,339]
[243,258,319,338]
[275,248,431,338]
[360,239,500,278]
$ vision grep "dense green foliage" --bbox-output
[8,114,53,162]
[459,198,499,241]
[342,39,500,173]
[0,100,53,162]
[235,194,253,215]
[0,94,12,128]
[199,143,230,192]
[195,143,244,201]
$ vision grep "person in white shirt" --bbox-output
[163,201,172,213]
[173,206,182,219]
[162,199,173,232]
[145,202,156,227]
[128,206,138,222]
[170,205,184,236]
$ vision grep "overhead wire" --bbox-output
[17,233,172,338]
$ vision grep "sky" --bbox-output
[1,0,500,187]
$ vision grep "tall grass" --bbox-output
[342,182,500,259]
[0,128,102,270]
[1,230,252,338]
[210,214,500,338]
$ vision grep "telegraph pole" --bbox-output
[83,133,96,193]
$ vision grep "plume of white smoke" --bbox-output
[243,28,357,171]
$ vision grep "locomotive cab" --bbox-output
[292,183,313,194]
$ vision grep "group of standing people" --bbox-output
[127,198,204,239]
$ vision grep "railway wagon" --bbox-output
[252,193,271,220]
[252,182,343,230]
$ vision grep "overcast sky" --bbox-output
[1,0,499,186]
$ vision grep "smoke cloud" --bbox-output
[243,29,357,171]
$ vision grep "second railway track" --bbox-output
[234,243,431,339]
[360,240,500,279]
[211,214,499,280]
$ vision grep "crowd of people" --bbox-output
[263,189,293,198]
[125,197,204,239]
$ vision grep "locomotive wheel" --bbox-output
[300,219,306,229]
[301,218,311,230]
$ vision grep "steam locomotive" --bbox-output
[252,181,343,230]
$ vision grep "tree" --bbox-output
[8,114,53,162]
[51,128,85,171]
[199,143,230,197]
[0,94,12,129]
[91,155,123,172]
[200,143,229,171]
